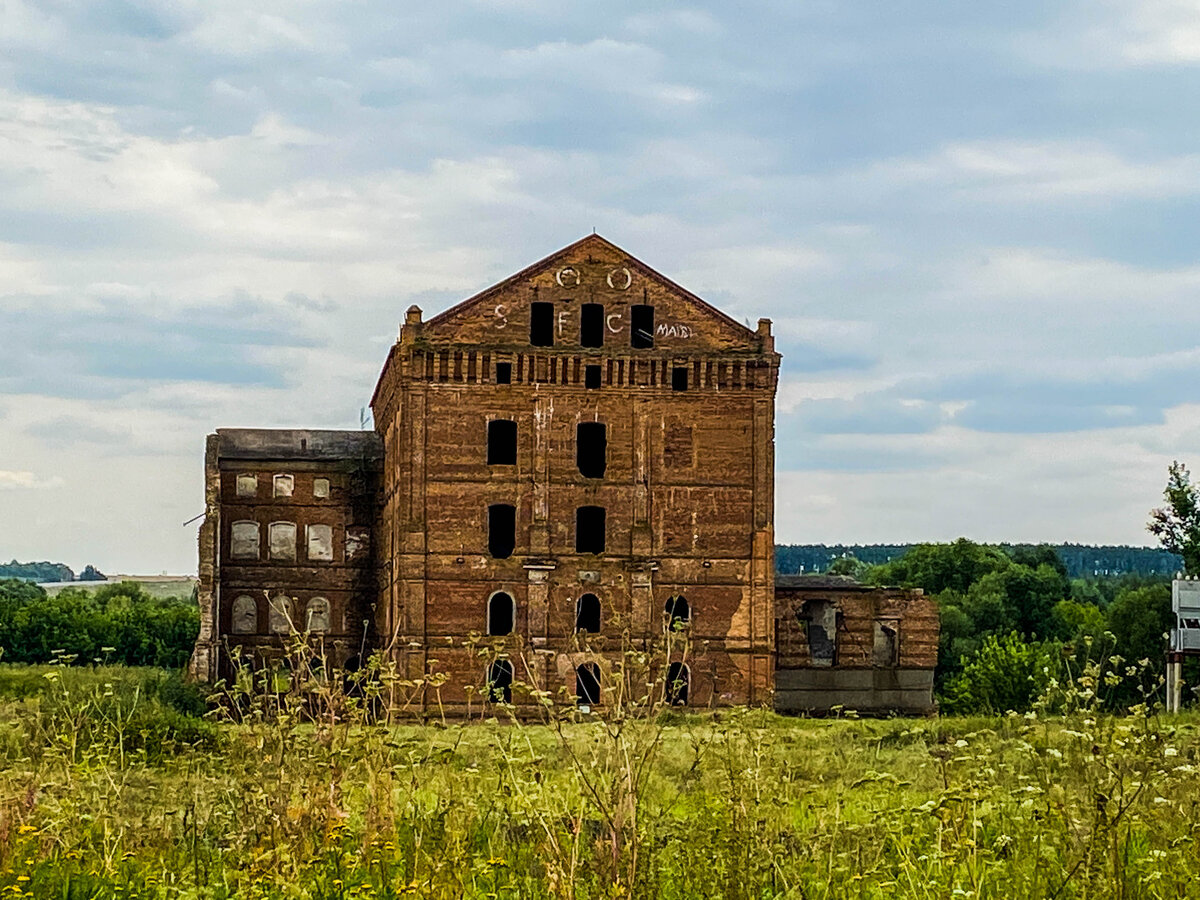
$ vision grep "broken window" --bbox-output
[306,597,331,633]
[269,522,297,561]
[313,478,330,499]
[580,303,604,347]
[231,595,257,634]
[345,527,369,560]
[575,506,605,554]
[307,524,333,561]
[530,302,554,346]
[665,594,690,630]
[230,521,260,560]
[273,474,294,498]
[666,662,689,706]
[585,364,602,389]
[488,504,516,558]
[269,595,293,634]
[576,663,601,705]
[488,592,514,636]
[236,474,257,498]
[496,361,512,384]
[487,419,517,465]
[663,423,694,470]
[487,659,514,703]
[631,304,654,349]
[800,599,838,667]
[576,593,601,633]
[576,422,607,478]
[672,366,689,391]
[873,619,899,667]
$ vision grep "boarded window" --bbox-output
[580,303,604,347]
[313,478,330,499]
[231,595,257,634]
[488,504,516,559]
[664,424,694,469]
[273,474,294,498]
[873,619,899,667]
[631,305,654,349]
[487,659,514,703]
[585,364,602,389]
[236,474,257,498]
[576,593,601,633]
[530,302,554,346]
[575,506,605,554]
[307,597,331,632]
[672,366,689,391]
[496,361,512,384]
[666,662,689,706]
[269,595,293,634]
[269,522,297,561]
[800,599,838,667]
[665,594,690,629]
[576,423,607,478]
[576,663,601,705]
[230,521,260,560]
[488,592,514,636]
[487,419,517,465]
[307,524,333,561]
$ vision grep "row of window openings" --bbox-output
[496,359,691,391]
[235,474,330,500]
[230,595,331,634]
[485,592,690,636]
[487,421,608,476]
[486,659,689,706]
[486,504,606,557]
[230,522,333,562]
[528,302,656,350]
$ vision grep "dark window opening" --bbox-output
[873,619,899,667]
[496,362,512,384]
[580,303,604,347]
[487,659,513,703]
[488,592,514,636]
[488,504,516,559]
[576,422,607,478]
[576,593,601,633]
[487,419,517,465]
[530,302,554,346]
[585,365,602,389]
[672,366,689,391]
[666,662,689,706]
[800,599,838,667]
[631,305,654,349]
[576,663,601,705]
[665,594,690,629]
[575,506,606,554]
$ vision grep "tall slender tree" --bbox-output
[1148,461,1200,574]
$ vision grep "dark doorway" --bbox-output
[666,662,689,706]
[495,362,512,384]
[488,504,516,558]
[576,593,601,633]
[585,365,602,389]
[576,663,601,705]
[576,422,607,478]
[580,303,604,347]
[672,366,689,391]
[631,304,655,349]
[530,302,554,346]
[487,659,513,703]
[665,594,690,630]
[576,506,606,554]
[487,419,517,465]
[488,592,514,636]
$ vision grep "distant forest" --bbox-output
[0,560,75,583]
[776,544,1184,578]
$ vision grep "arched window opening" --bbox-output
[488,592,514,636]
[666,662,689,706]
[576,593,601,633]
[487,659,514,703]
[576,423,607,478]
[269,595,293,634]
[665,594,690,630]
[306,597,331,633]
[269,521,297,561]
[230,521,260,560]
[231,595,257,634]
[487,419,517,465]
[488,504,516,558]
[580,303,604,347]
[576,663,601,706]
[575,506,606,554]
[273,474,294,498]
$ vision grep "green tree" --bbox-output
[869,538,1012,594]
[1148,460,1200,574]
[1105,584,1172,667]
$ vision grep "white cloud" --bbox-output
[0,469,63,490]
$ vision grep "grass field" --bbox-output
[0,662,1197,899]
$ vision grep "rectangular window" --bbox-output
[630,305,654,349]
[230,521,260,559]
[269,522,297,561]
[307,524,333,561]
[580,303,604,347]
[496,361,512,384]
[672,366,689,391]
[313,478,330,499]
[873,619,899,667]
[585,365,602,389]
[488,504,516,559]
[487,419,517,465]
[530,302,554,346]
[236,474,257,498]
[576,506,606,554]
[273,474,294,498]
[576,422,607,478]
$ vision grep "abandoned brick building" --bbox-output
[188,234,938,713]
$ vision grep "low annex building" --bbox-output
[188,235,938,714]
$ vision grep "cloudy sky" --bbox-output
[2,1,1200,574]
